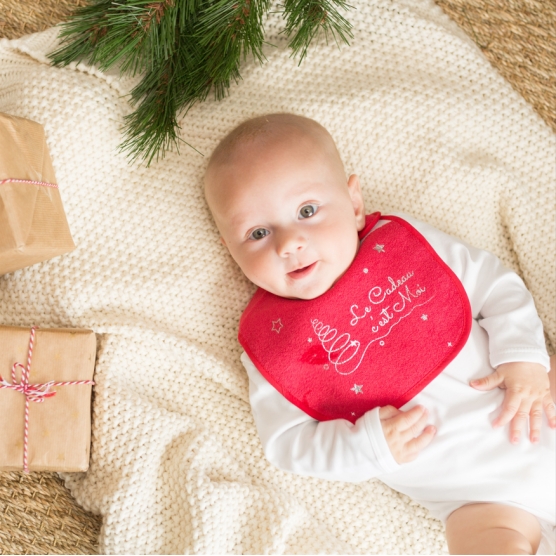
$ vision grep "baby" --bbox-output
[204,113,556,554]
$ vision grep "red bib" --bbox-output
[238,213,472,423]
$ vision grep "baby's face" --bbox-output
[206,135,365,299]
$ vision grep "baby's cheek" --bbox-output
[332,231,358,270]
[246,252,279,288]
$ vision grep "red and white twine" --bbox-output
[0,178,58,189]
[0,327,95,473]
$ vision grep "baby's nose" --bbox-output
[276,230,306,257]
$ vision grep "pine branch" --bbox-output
[49,1,113,66]
[48,0,353,166]
[50,1,186,76]
[120,10,204,164]
[282,0,353,62]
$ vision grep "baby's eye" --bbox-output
[299,204,318,219]
[249,228,269,241]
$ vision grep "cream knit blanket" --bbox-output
[0,1,554,553]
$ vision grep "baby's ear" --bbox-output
[347,174,366,231]
[219,236,228,248]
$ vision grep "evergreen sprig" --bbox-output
[49,0,353,166]
[282,0,353,62]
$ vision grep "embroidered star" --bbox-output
[363,268,369,274]
[350,340,358,347]
[351,412,356,416]
[271,319,283,334]
[447,342,453,347]
[308,338,312,342]
[351,384,363,394]
[421,314,428,321]
[373,244,385,253]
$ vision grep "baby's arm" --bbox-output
[399,214,553,442]
[243,352,434,479]
[456,244,554,442]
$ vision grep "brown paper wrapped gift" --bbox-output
[0,112,75,275]
[0,326,96,472]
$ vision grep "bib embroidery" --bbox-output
[239,213,472,423]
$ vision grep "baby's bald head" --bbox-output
[204,113,346,209]
[206,113,343,184]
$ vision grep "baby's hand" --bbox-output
[470,362,556,444]
[379,405,436,464]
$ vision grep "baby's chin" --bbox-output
[289,282,333,300]
[290,265,352,299]
[266,275,339,300]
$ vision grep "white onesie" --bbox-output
[241,213,555,552]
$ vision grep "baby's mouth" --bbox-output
[288,262,317,280]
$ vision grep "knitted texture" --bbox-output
[0,0,554,552]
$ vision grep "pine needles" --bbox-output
[49,0,353,166]
[283,0,353,62]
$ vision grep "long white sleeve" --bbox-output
[242,351,400,481]
[401,214,550,371]
[241,213,550,482]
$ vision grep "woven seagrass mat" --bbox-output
[434,0,555,132]
[0,1,554,554]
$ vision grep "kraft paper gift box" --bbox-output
[0,112,75,275]
[0,326,96,472]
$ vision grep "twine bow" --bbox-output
[0,327,95,473]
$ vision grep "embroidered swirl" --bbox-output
[312,285,435,376]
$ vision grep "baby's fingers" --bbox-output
[543,394,556,429]
[470,370,504,391]
[404,425,437,462]
[506,396,554,444]
[529,400,543,443]
[405,406,432,440]
[379,405,401,421]
[397,405,428,433]
[492,389,523,429]
[508,402,532,444]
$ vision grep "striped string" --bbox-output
[0,327,95,473]
[0,178,58,189]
